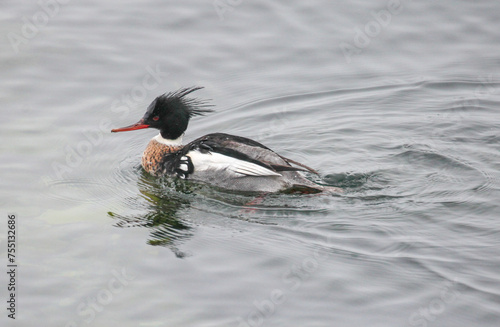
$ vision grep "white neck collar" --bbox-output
[153,133,183,146]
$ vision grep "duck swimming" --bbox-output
[111,87,340,193]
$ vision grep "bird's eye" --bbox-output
[153,116,159,121]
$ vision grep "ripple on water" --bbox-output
[392,145,492,204]
[45,178,119,204]
[44,156,143,206]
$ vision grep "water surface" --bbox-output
[1,1,500,326]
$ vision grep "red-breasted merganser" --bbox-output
[111,87,340,193]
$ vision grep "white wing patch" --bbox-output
[187,150,281,177]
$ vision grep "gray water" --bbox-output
[1,1,500,326]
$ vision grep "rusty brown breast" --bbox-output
[141,139,182,176]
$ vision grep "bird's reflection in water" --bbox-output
[108,169,329,257]
[108,170,202,258]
